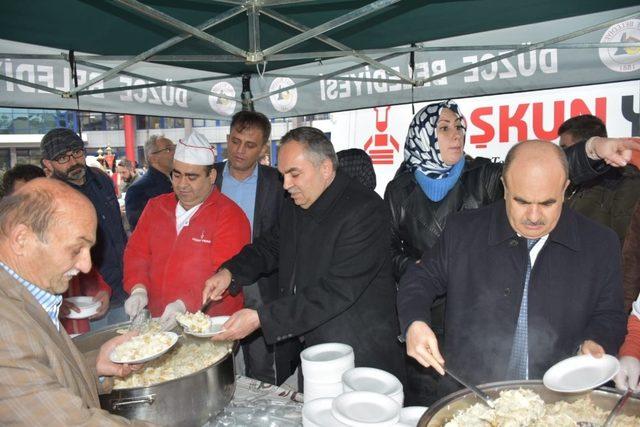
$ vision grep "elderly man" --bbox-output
[204,127,405,382]
[399,140,628,397]
[123,131,250,330]
[125,135,174,231]
[211,111,292,385]
[0,178,151,425]
[41,128,128,328]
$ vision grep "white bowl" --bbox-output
[301,343,355,383]
[65,296,100,319]
[342,367,403,403]
[304,378,344,402]
[332,391,400,427]
[399,406,428,426]
[302,398,349,427]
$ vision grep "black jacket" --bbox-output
[385,142,604,283]
[213,162,284,304]
[398,200,626,388]
[125,166,173,231]
[223,171,405,381]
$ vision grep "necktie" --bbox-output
[507,238,540,379]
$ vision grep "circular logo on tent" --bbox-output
[269,78,297,112]
[209,82,237,116]
[599,19,640,73]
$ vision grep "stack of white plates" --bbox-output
[342,367,404,406]
[302,343,355,402]
[64,296,100,319]
[399,407,428,427]
[302,397,349,427]
[331,391,401,426]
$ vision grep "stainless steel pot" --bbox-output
[73,321,236,427]
[418,380,640,426]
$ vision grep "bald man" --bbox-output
[398,140,627,398]
[0,178,152,425]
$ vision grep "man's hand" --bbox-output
[96,332,144,377]
[579,339,605,358]
[89,290,110,320]
[614,356,640,391]
[203,269,232,303]
[406,321,445,375]
[587,136,640,167]
[60,299,81,318]
[210,309,260,342]
[159,299,186,331]
[124,286,148,318]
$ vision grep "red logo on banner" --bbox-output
[363,106,400,165]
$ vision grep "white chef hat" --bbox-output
[174,131,215,165]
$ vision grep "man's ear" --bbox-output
[9,224,34,257]
[209,168,217,185]
[321,158,333,179]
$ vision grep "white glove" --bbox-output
[614,356,640,391]
[124,288,148,318]
[159,299,186,331]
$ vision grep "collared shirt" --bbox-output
[176,202,203,234]
[0,261,62,331]
[221,162,258,237]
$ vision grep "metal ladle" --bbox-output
[445,367,496,408]
[129,308,150,332]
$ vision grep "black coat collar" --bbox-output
[305,170,350,222]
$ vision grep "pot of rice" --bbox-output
[73,320,235,427]
[418,380,640,426]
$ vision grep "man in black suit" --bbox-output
[212,111,292,385]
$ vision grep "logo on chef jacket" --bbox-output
[269,77,297,113]
[209,82,237,116]
[599,19,640,73]
[192,230,212,244]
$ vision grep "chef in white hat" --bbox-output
[122,131,250,330]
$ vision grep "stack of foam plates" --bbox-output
[399,407,428,427]
[302,397,349,427]
[331,391,401,426]
[342,367,404,406]
[302,343,355,402]
[64,296,100,319]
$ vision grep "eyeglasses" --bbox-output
[150,145,176,155]
[53,148,85,164]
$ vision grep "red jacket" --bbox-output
[124,188,250,316]
[61,268,111,334]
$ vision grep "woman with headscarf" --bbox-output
[385,99,619,405]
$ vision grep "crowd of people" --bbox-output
[0,103,639,424]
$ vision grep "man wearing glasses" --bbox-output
[41,128,128,328]
[124,135,175,231]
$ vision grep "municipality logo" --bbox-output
[269,77,298,113]
[599,19,640,73]
[209,82,237,116]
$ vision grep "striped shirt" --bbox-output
[0,261,62,331]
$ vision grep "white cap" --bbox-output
[174,131,215,165]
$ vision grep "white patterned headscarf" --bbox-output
[404,100,466,179]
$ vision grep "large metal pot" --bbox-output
[418,380,640,426]
[73,322,236,427]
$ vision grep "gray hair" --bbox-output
[143,134,166,159]
[280,127,338,170]
[0,187,58,243]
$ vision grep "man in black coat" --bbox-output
[124,135,174,231]
[212,111,294,385]
[205,127,405,383]
[398,140,629,398]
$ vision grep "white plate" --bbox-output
[342,367,403,396]
[332,391,400,427]
[302,397,349,427]
[182,315,230,338]
[543,354,619,392]
[65,296,100,319]
[110,332,179,364]
[399,406,428,426]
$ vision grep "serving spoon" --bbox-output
[445,367,496,408]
